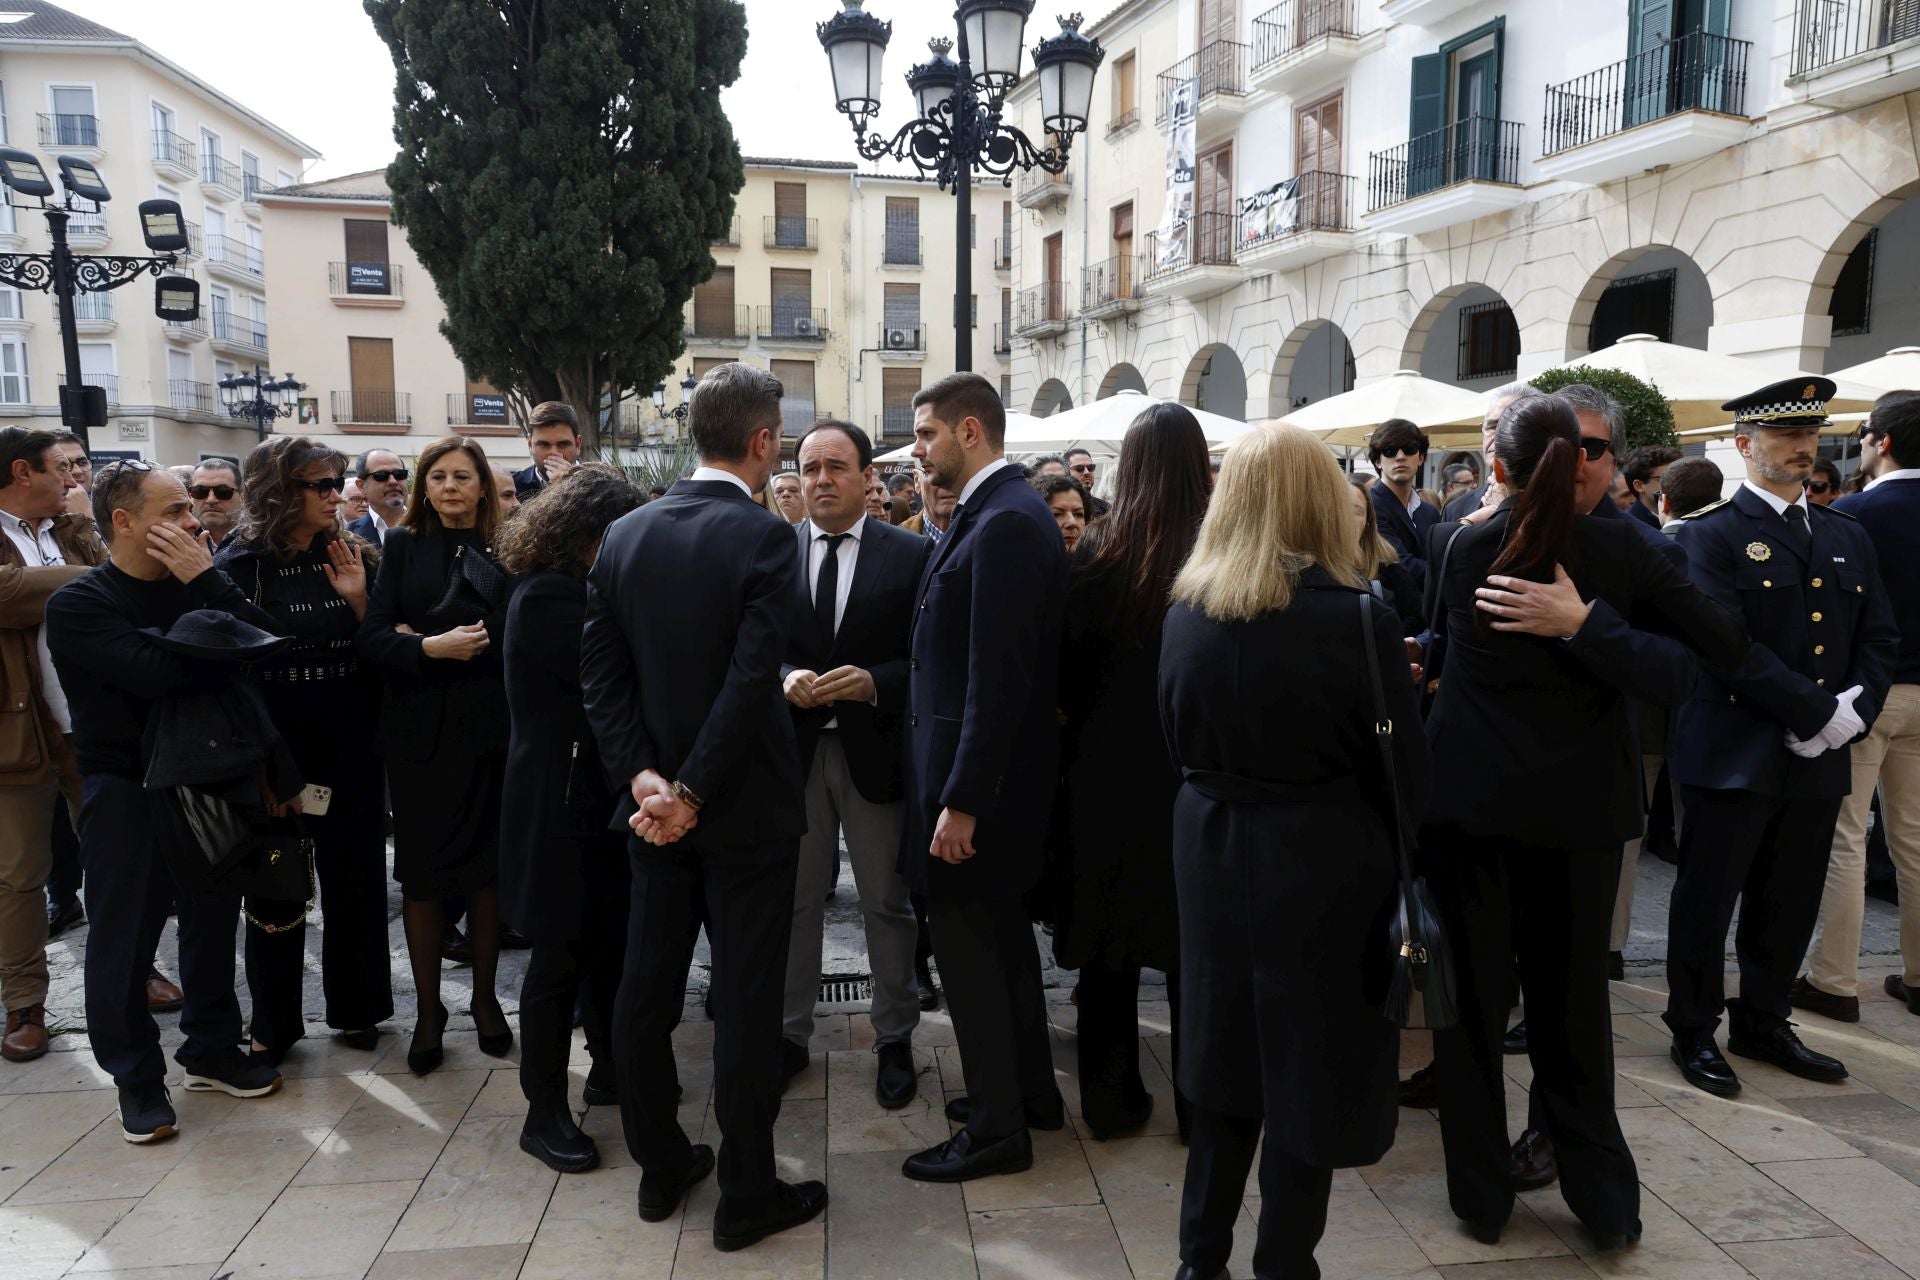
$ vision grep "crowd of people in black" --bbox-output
[1,357,1918,1277]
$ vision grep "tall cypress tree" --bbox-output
[363,0,747,445]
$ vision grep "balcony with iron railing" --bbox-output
[181,220,203,259]
[1106,106,1141,137]
[54,291,114,334]
[1238,170,1358,270]
[1155,42,1253,140]
[332,389,412,427]
[1366,117,1526,236]
[684,301,751,343]
[168,379,214,417]
[875,409,917,444]
[206,233,264,282]
[765,216,819,251]
[993,323,1012,354]
[164,314,207,343]
[329,261,404,305]
[64,210,108,248]
[242,172,267,206]
[878,322,927,359]
[152,129,197,180]
[201,155,241,199]
[1144,211,1241,301]
[1015,281,1070,338]
[1537,30,1752,185]
[1794,0,1920,74]
[1016,165,1071,210]
[992,237,1012,271]
[447,392,514,429]
[1251,0,1380,99]
[883,235,923,268]
[210,311,268,356]
[1081,254,1143,320]
[712,216,742,248]
[757,305,829,341]
[37,113,99,151]
[87,374,119,406]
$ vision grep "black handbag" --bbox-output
[425,540,505,631]
[1361,592,1459,1031]
[236,819,316,935]
[157,785,315,933]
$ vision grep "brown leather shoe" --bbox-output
[1509,1125,1558,1190]
[147,969,184,1013]
[3,1005,49,1062]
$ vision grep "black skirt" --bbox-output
[388,686,506,901]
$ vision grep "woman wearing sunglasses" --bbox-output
[1419,393,1750,1254]
[214,436,392,1064]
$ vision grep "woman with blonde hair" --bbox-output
[1161,424,1430,1280]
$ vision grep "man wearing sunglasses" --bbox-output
[1804,459,1842,508]
[1366,418,1439,587]
[348,449,409,546]
[1063,448,1109,518]
[188,459,243,549]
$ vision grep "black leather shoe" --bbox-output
[583,1062,618,1108]
[1174,1266,1226,1280]
[780,1038,811,1091]
[1728,1022,1847,1083]
[875,1041,917,1109]
[1463,1219,1503,1246]
[902,1127,1034,1182]
[1398,1063,1438,1109]
[1790,975,1860,1023]
[471,1001,513,1058]
[1509,1126,1558,1190]
[1888,974,1920,1014]
[1083,1095,1154,1143]
[408,1002,449,1077]
[45,897,84,939]
[944,1093,1066,1131]
[638,1143,715,1223]
[713,1177,828,1251]
[1591,1221,1643,1253]
[916,963,941,1012]
[1503,1020,1528,1055]
[1671,1036,1741,1097]
[1608,951,1625,981]
[520,1106,599,1174]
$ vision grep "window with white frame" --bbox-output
[209,284,232,338]
[0,337,28,404]
[78,341,115,402]
[47,85,96,147]
[0,288,19,320]
[244,223,263,275]
[241,152,260,200]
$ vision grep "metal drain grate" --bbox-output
[817,975,873,1005]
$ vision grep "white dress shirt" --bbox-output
[691,466,755,498]
[956,456,1011,508]
[1866,467,1920,490]
[369,508,393,545]
[1741,478,1810,519]
[1,513,71,732]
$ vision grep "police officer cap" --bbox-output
[1722,376,1835,428]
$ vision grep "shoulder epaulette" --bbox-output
[1678,497,1732,519]
[1812,502,1858,520]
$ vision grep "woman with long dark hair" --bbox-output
[216,437,391,1062]
[496,466,646,1172]
[1052,403,1211,1141]
[1422,394,1747,1251]
[358,436,513,1075]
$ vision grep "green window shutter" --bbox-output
[1490,20,1505,117]
[1407,52,1447,198]
[1626,0,1674,126]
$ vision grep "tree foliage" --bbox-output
[364,0,747,447]
[1531,365,1679,450]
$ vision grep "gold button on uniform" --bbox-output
[1812,577,1823,588]
[1763,580,1773,588]
[1818,679,1827,686]
[1815,645,1825,655]
[1811,612,1823,622]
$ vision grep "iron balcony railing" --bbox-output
[65,211,107,240]
[1156,41,1251,125]
[1543,30,1750,156]
[201,155,241,194]
[169,379,213,415]
[332,389,411,426]
[207,234,264,276]
[1368,116,1525,211]
[182,220,202,257]
[993,237,1012,269]
[712,217,742,248]
[878,322,926,352]
[765,216,819,251]
[757,305,829,340]
[1794,0,1920,74]
[1107,107,1141,135]
[212,312,268,351]
[1017,166,1070,202]
[1146,210,1239,277]
[55,291,112,324]
[242,172,266,203]
[993,323,1012,354]
[875,410,917,443]
[38,113,98,148]
[329,261,403,297]
[1082,254,1143,310]
[1017,280,1069,329]
[1241,170,1356,243]
[89,374,119,405]
[152,129,196,169]
[883,235,923,267]
[447,392,513,427]
[685,301,750,341]
[1253,0,1357,67]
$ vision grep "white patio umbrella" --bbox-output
[1826,346,1920,396]
[1275,370,1488,448]
[1545,334,1883,431]
[875,410,1045,463]
[877,390,1248,460]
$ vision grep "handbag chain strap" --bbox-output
[239,835,317,934]
[1360,593,1423,963]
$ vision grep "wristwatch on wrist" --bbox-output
[671,779,705,811]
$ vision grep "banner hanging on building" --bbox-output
[1239,177,1300,244]
[1154,78,1197,273]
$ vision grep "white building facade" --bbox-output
[1006,0,1920,421]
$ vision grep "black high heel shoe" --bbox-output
[407,1003,449,1076]
[472,999,513,1058]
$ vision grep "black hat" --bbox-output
[139,609,290,661]
[1722,376,1835,428]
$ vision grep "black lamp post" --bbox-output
[818,1,1102,372]
[217,365,305,442]
[651,368,698,437]
[0,148,199,430]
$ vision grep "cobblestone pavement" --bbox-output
[9,850,1920,1278]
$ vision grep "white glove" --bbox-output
[1784,686,1866,759]
[1784,730,1827,759]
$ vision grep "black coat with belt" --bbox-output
[901,463,1067,901]
[499,571,628,942]
[1424,508,1749,848]
[581,478,804,853]
[781,517,928,805]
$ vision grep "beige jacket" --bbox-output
[0,512,105,785]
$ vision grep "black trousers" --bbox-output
[1427,831,1639,1236]
[47,792,80,909]
[1664,787,1846,1037]
[1181,1105,1333,1280]
[614,839,796,1205]
[79,773,243,1087]
[1077,959,1187,1136]
[521,925,626,1111]
[926,892,1055,1142]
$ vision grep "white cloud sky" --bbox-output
[61,0,998,179]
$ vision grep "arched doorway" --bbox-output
[1275,321,1356,413]
[1412,284,1521,391]
[1032,379,1073,417]
[1098,364,1148,398]
[1822,190,1920,372]
[1568,246,1714,356]
[1180,343,1248,421]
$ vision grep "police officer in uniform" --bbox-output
[1663,377,1898,1098]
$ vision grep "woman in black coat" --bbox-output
[357,436,513,1075]
[1053,404,1210,1142]
[1420,394,1748,1251]
[495,467,645,1173]
[1161,423,1431,1280]
[1351,473,1423,635]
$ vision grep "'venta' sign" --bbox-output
[469,394,507,422]
[347,262,390,295]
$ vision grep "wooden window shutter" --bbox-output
[343,219,389,263]
[774,182,807,220]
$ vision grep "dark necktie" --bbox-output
[814,532,850,645]
[1784,503,1812,552]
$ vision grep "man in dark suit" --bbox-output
[346,448,408,546]
[776,419,928,1110]
[1444,381,1539,522]
[580,361,827,1250]
[512,401,583,502]
[1664,377,1899,1098]
[1621,445,1681,530]
[1367,418,1441,587]
[899,371,1068,1183]
[1801,391,1920,1020]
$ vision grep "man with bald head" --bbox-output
[1445,380,1539,521]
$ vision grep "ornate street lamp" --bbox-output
[650,368,698,438]
[218,366,305,442]
[818,2,1102,371]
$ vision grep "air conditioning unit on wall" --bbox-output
[885,327,918,350]
[791,316,815,336]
